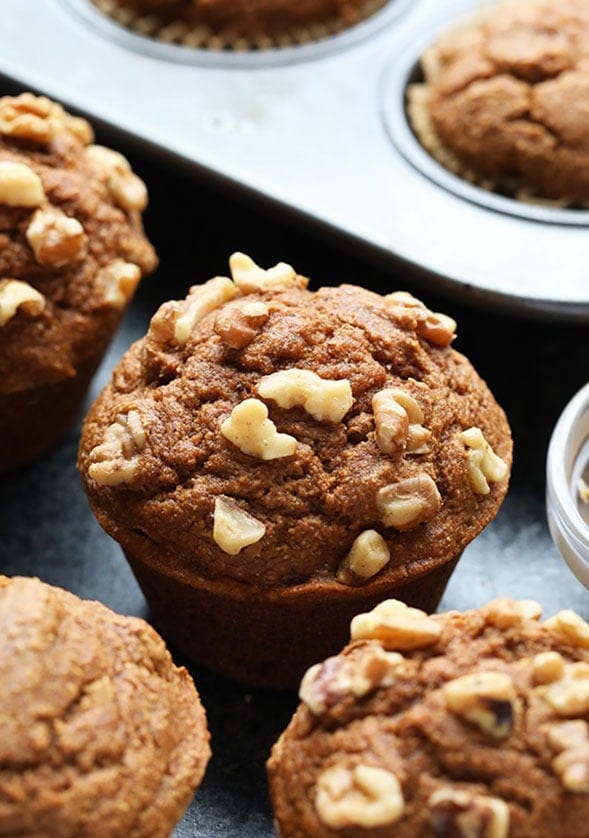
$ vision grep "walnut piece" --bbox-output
[220,398,297,460]
[212,496,266,556]
[98,260,142,310]
[543,662,589,718]
[0,161,45,207]
[315,764,404,829]
[336,530,390,585]
[545,610,589,649]
[376,473,441,531]
[299,646,404,715]
[84,144,148,212]
[443,671,516,739]
[26,208,87,268]
[385,291,457,347]
[214,300,269,349]
[257,368,353,423]
[0,93,93,145]
[0,279,45,327]
[460,427,508,495]
[351,599,442,650]
[229,252,301,292]
[149,277,237,347]
[532,652,566,686]
[372,388,431,455]
[428,788,510,838]
[481,597,543,629]
[547,720,589,793]
[87,410,145,486]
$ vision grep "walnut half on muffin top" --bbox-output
[268,597,589,837]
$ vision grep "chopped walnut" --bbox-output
[87,410,145,486]
[212,496,266,556]
[443,671,516,739]
[97,260,142,310]
[26,208,87,268]
[84,144,148,212]
[460,427,508,495]
[149,277,237,347]
[385,291,457,347]
[350,599,442,650]
[0,279,45,327]
[315,764,405,829]
[0,93,93,145]
[579,475,589,504]
[532,652,566,685]
[547,720,589,793]
[220,398,297,460]
[336,530,390,585]
[376,473,441,531]
[299,647,404,715]
[372,388,431,455]
[214,300,269,349]
[0,161,45,207]
[481,597,543,629]
[229,252,303,292]
[257,368,353,423]
[543,662,589,718]
[428,788,510,838]
[545,610,589,649]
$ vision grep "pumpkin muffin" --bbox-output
[78,252,511,688]
[0,92,157,471]
[268,597,589,836]
[408,0,589,203]
[0,574,210,837]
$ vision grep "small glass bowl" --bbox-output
[546,382,589,587]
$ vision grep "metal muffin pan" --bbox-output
[0,0,588,320]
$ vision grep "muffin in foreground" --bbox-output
[78,252,511,688]
[0,574,210,836]
[0,92,157,471]
[268,597,589,836]
[91,0,387,49]
[408,0,589,203]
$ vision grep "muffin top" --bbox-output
[0,93,157,396]
[411,0,589,202]
[79,253,511,593]
[268,597,589,837]
[0,574,210,837]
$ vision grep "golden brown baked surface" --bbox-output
[0,93,157,396]
[0,575,210,837]
[79,254,511,595]
[268,597,589,837]
[102,0,376,40]
[411,0,589,202]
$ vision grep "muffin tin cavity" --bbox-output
[382,32,589,228]
[62,0,412,65]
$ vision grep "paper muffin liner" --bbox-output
[91,0,390,51]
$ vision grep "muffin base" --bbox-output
[91,0,390,51]
[125,550,460,689]
[0,354,105,473]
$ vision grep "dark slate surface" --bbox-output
[1,140,588,837]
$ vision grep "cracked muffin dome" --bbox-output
[0,574,210,837]
[0,92,157,471]
[408,0,589,203]
[268,597,589,837]
[78,253,512,688]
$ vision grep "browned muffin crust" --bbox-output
[268,597,589,837]
[78,254,511,685]
[410,0,589,202]
[0,93,157,396]
[98,0,378,41]
[0,575,210,837]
